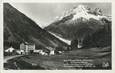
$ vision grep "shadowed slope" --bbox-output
[4,3,67,49]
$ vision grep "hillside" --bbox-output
[45,5,111,48]
[4,3,67,49]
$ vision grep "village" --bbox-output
[4,42,65,56]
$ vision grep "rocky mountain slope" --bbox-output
[45,5,111,48]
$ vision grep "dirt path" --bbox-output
[4,55,23,63]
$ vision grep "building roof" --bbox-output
[20,42,35,45]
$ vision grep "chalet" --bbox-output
[5,46,15,53]
[4,46,15,56]
[20,42,35,55]
[16,50,25,55]
[46,47,55,55]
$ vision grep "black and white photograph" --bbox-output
[3,2,112,70]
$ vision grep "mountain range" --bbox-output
[45,5,111,48]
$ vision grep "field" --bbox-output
[8,46,111,70]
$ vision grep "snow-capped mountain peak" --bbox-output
[55,5,110,22]
[73,5,88,15]
[72,5,104,21]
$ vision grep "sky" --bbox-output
[10,3,111,28]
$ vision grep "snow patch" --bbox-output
[49,32,71,45]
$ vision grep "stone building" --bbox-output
[20,42,35,54]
